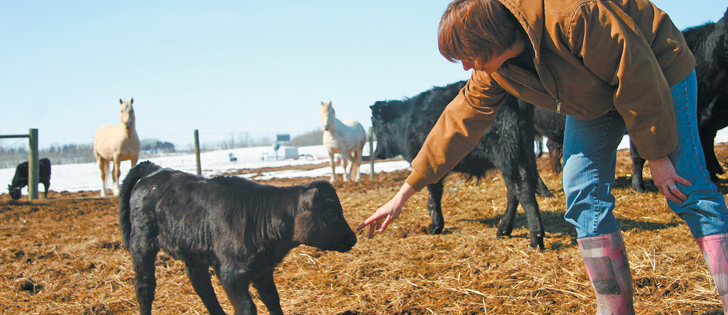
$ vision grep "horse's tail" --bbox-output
[119,160,161,250]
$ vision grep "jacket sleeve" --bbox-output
[566,1,680,160]
[406,72,509,191]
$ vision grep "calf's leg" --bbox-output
[185,263,226,315]
[219,268,257,315]
[130,249,158,315]
[252,270,284,315]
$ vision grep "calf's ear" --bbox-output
[299,187,318,210]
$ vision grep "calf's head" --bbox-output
[292,180,357,252]
[8,185,21,200]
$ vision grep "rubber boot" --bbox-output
[578,231,635,315]
[696,233,728,314]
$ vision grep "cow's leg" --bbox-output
[328,152,337,182]
[700,126,723,182]
[42,180,49,198]
[252,270,283,315]
[426,181,445,234]
[112,159,121,196]
[185,263,226,315]
[535,171,553,197]
[218,267,256,314]
[546,138,563,174]
[629,140,646,193]
[97,158,108,197]
[518,165,546,249]
[129,245,158,315]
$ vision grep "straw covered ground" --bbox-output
[2,144,728,314]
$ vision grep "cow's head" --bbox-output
[370,100,408,160]
[8,185,21,200]
[293,180,356,252]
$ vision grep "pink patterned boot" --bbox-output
[696,233,728,314]
[578,231,635,314]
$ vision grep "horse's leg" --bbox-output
[341,149,350,181]
[328,152,337,182]
[112,159,121,196]
[353,149,362,182]
[97,157,108,197]
[345,153,355,181]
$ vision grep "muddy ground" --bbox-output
[2,144,728,314]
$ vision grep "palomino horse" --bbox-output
[320,101,367,182]
[93,98,140,197]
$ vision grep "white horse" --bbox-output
[93,98,140,197]
[320,101,367,182]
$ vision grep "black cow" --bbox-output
[686,8,728,182]
[8,158,51,200]
[119,161,357,315]
[371,81,550,249]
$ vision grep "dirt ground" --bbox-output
[2,144,728,314]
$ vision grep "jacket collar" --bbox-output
[499,0,544,61]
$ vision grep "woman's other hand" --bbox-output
[647,156,691,204]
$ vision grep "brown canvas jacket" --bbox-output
[406,0,695,191]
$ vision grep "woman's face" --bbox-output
[461,38,526,74]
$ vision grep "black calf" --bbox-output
[8,158,51,200]
[370,81,550,249]
[119,161,357,315]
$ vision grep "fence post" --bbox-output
[28,128,39,200]
[369,127,375,179]
[194,130,201,176]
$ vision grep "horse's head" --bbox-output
[120,98,135,130]
[8,185,21,200]
[320,101,334,131]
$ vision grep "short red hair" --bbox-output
[438,0,522,63]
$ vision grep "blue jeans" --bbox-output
[563,71,728,239]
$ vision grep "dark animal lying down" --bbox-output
[119,161,357,315]
[8,158,51,200]
[371,81,549,249]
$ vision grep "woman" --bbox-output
[357,0,728,313]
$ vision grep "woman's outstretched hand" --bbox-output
[356,183,416,239]
[647,156,691,204]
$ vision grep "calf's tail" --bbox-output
[119,160,161,250]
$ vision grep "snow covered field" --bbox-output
[3,131,728,195]
[0,145,411,194]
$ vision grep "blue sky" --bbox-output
[1,1,726,149]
